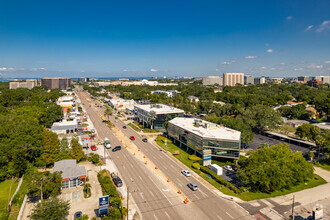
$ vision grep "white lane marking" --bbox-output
[216,215,222,220]
[130,163,133,168]
[164,211,170,218]
[198,188,208,198]
[164,166,168,170]
[226,212,233,219]
[139,175,142,180]
[162,189,170,192]
[153,214,158,220]
[148,176,173,205]
[140,192,144,200]
[194,194,199,200]
[159,155,163,159]
[170,164,175,168]
[178,183,182,187]
[150,191,154,197]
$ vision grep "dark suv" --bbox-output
[112,146,121,152]
[113,177,123,187]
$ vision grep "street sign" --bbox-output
[99,195,109,208]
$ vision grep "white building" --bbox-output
[314,76,330,84]
[56,96,76,108]
[51,120,78,135]
[151,90,181,98]
[188,96,199,102]
[167,118,241,159]
[244,75,255,85]
[202,76,223,86]
[223,73,244,86]
[254,77,266,84]
[109,98,136,112]
[134,104,184,129]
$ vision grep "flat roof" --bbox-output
[134,104,184,114]
[169,117,240,141]
[52,159,86,179]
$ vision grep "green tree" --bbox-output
[238,143,314,192]
[42,129,61,166]
[30,197,70,220]
[27,170,62,199]
[70,137,84,162]
[295,124,321,141]
[104,107,113,121]
[148,110,157,129]
[59,137,70,160]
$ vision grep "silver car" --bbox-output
[187,183,198,191]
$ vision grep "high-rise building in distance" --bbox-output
[9,79,39,89]
[297,76,309,83]
[202,76,223,86]
[78,77,90,83]
[41,78,71,89]
[254,77,266,84]
[244,75,255,85]
[223,73,244,86]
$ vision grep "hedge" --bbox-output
[200,166,241,194]
[192,163,201,169]
[188,155,202,161]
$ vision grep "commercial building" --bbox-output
[167,117,241,159]
[151,90,181,98]
[9,79,39,89]
[78,77,89,83]
[308,80,323,87]
[52,159,86,189]
[297,76,309,83]
[51,120,78,134]
[41,78,71,89]
[314,76,330,84]
[254,77,266,84]
[134,104,184,129]
[223,73,244,86]
[109,98,136,112]
[202,76,223,86]
[244,75,254,85]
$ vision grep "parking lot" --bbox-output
[248,134,310,153]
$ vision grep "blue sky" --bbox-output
[0,0,329,78]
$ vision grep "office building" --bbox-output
[78,77,89,83]
[109,98,136,112]
[297,76,309,83]
[151,90,181,98]
[9,79,39,89]
[244,75,255,85]
[134,104,184,129]
[167,118,241,159]
[254,77,266,84]
[223,73,244,86]
[42,78,71,89]
[202,76,223,86]
[51,159,86,189]
[314,76,330,84]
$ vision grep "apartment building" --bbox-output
[42,77,71,89]
[223,73,244,86]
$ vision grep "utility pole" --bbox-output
[40,178,43,201]
[291,195,295,220]
[127,187,129,220]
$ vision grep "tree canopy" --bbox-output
[30,197,70,220]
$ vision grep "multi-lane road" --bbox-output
[76,87,252,220]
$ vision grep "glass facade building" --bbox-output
[167,118,240,159]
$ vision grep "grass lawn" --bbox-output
[128,123,141,132]
[314,160,330,172]
[156,137,327,201]
[0,179,19,220]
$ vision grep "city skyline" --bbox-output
[0,0,329,78]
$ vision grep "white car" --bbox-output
[181,170,191,177]
[223,165,233,171]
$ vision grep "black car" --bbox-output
[231,165,238,172]
[142,138,148,142]
[123,126,127,129]
[74,211,82,219]
[112,146,121,152]
[113,177,123,187]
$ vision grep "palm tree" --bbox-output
[148,111,157,130]
[104,107,113,121]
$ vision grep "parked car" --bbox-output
[123,126,127,129]
[112,146,121,152]
[223,165,233,171]
[91,145,97,151]
[82,145,89,150]
[142,138,148,142]
[115,116,118,119]
[231,165,238,172]
[74,211,82,219]
[181,170,191,177]
[130,136,135,141]
[187,183,198,191]
[111,173,123,187]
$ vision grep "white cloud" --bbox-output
[245,55,257,59]
[267,49,274,53]
[316,20,330,32]
[260,66,267,70]
[231,59,236,63]
[0,67,21,71]
[294,68,304,71]
[215,69,220,71]
[30,67,46,71]
[150,68,158,72]
[221,61,232,65]
[305,25,313,31]
[280,62,285,65]
[307,64,323,69]
[270,67,276,70]
[286,16,293,20]
[324,61,330,64]
[0,67,7,71]
[123,69,128,72]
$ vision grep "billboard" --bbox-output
[99,196,109,208]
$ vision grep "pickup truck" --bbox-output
[104,138,111,149]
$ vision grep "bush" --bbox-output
[188,155,202,161]
[83,183,91,198]
[155,136,166,142]
[200,166,241,194]
[192,163,200,169]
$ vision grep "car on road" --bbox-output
[181,170,191,177]
[223,165,233,171]
[231,165,238,172]
[112,146,121,152]
[74,211,82,219]
[123,125,127,129]
[115,116,118,119]
[130,136,135,141]
[91,145,97,151]
[187,182,198,191]
[142,138,148,142]
[113,176,123,187]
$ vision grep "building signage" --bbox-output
[313,208,324,220]
[203,149,212,166]
[69,177,78,181]
[99,196,109,208]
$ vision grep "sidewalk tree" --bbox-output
[70,137,84,162]
[104,107,113,121]
[30,197,70,220]
[238,143,314,192]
